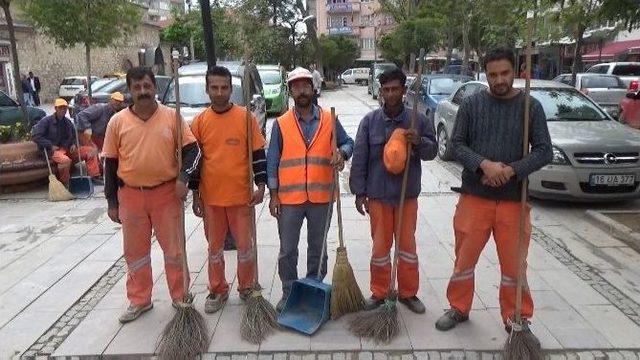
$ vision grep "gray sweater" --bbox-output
[451,89,553,201]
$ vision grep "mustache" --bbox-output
[137,94,153,100]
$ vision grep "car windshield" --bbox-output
[531,88,609,121]
[98,80,126,93]
[582,76,625,89]
[429,78,467,95]
[259,71,282,85]
[164,76,244,107]
[91,79,116,91]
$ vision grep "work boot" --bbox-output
[118,303,153,324]
[399,296,426,314]
[364,296,385,311]
[204,293,228,314]
[276,297,287,313]
[435,309,469,331]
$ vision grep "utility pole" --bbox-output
[199,0,216,68]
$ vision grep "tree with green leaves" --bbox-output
[22,0,141,97]
[0,0,27,130]
[379,17,441,69]
[319,35,360,80]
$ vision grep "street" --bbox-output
[2,85,640,359]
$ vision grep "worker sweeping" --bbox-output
[266,66,354,313]
[102,67,201,323]
[435,47,552,339]
[31,98,101,187]
[349,67,437,315]
[75,91,127,152]
[189,65,267,313]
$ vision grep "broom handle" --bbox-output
[389,48,425,294]
[330,107,345,248]
[514,13,534,324]
[172,52,189,300]
[44,149,54,175]
[244,64,260,286]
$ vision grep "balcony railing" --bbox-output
[328,26,355,35]
[327,3,356,13]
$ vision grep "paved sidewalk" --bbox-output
[2,86,640,359]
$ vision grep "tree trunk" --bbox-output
[295,0,323,76]
[85,44,92,99]
[462,15,470,76]
[445,27,453,69]
[598,38,603,63]
[571,25,585,86]
[1,1,29,134]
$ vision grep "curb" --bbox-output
[584,210,640,251]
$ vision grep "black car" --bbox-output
[0,90,46,131]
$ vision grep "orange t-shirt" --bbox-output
[102,104,197,187]
[190,105,266,206]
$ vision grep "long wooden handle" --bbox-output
[330,107,345,248]
[389,48,425,294]
[514,12,534,324]
[244,64,260,286]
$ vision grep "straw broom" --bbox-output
[157,50,208,360]
[240,63,279,344]
[330,106,365,320]
[349,48,426,343]
[43,149,74,201]
[503,8,543,360]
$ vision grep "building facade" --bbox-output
[313,0,396,62]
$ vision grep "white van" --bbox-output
[59,76,98,101]
[340,68,370,85]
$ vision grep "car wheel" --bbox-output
[437,125,452,161]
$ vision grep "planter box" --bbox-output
[0,141,53,187]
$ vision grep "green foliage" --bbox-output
[319,35,360,72]
[379,17,441,66]
[21,0,141,49]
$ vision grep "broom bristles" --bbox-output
[503,323,543,360]
[331,247,365,319]
[48,175,74,201]
[240,290,279,344]
[348,298,398,343]
[157,301,208,360]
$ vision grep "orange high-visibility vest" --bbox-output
[277,108,334,205]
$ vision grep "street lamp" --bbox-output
[290,15,316,68]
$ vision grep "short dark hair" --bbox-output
[205,66,232,87]
[483,47,516,69]
[379,67,406,87]
[126,66,156,88]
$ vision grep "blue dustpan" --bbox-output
[277,277,331,335]
[69,174,94,198]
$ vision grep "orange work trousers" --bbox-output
[446,194,534,324]
[368,198,419,300]
[118,181,188,306]
[203,204,255,295]
[51,147,100,184]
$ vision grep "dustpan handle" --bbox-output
[317,107,336,281]
[70,118,85,177]
[330,107,345,248]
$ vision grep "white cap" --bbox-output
[287,67,313,85]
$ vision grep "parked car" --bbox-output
[619,90,640,129]
[368,62,398,99]
[434,79,640,201]
[0,90,46,130]
[58,76,98,101]
[257,65,288,116]
[553,73,627,119]
[340,68,370,85]
[162,61,267,133]
[69,78,118,117]
[442,64,475,77]
[586,62,640,90]
[404,74,473,122]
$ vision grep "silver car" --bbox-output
[552,73,627,119]
[434,79,640,201]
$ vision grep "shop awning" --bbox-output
[582,39,640,62]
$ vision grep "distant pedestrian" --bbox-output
[28,71,41,106]
[311,64,323,105]
[20,74,34,106]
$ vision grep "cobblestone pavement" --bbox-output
[4,85,640,359]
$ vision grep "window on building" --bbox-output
[342,17,348,27]
[362,38,375,50]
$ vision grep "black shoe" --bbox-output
[435,309,469,331]
[399,296,426,314]
[276,297,286,313]
[364,296,385,311]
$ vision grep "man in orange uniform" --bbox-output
[102,67,202,323]
[349,68,438,314]
[189,66,267,314]
[267,67,354,312]
[31,98,101,186]
[435,47,552,335]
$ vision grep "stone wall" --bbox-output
[4,23,170,102]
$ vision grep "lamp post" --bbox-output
[290,15,316,68]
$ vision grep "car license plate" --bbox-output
[590,174,635,186]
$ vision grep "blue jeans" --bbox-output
[277,202,331,298]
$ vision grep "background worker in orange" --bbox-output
[435,47,552,335]
[102,67,202,324]
[189,65,267,314]
[31,98,101,186]
[266,67,354,312]
[349,68,437,314]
